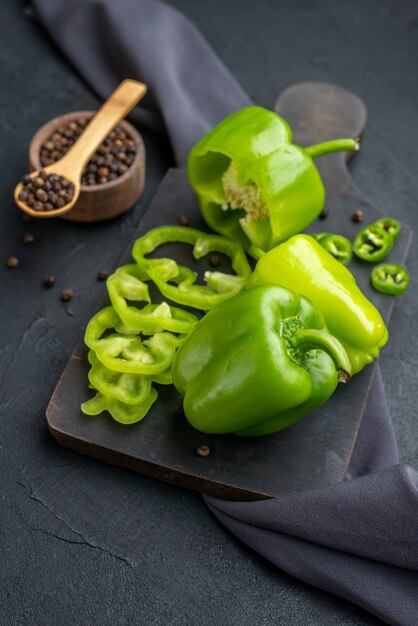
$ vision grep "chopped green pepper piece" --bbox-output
[247,235,388,374]
[172,285,352,436]
[188,106,358,251]
[87,350,171,405]
[84,306,183,374]
[132,226,252,310]
[81,388,158,425]
[313,233,352,265]
[371,263,410,296]
[107,264,198,334]
[374,217,401,240]
[353,223,394,262]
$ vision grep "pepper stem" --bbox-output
[305,138,359,159]
[289,329,352,383]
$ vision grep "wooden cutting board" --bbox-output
[46,82,411,501]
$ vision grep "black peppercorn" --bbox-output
[6,256,19,268]
[21,233,34,245]
[60,288,73,302]
[97,269,109,281]
[43,275,55,288]
[352,210,364,223]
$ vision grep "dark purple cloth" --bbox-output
[32,0,251,165]
[32,1,418,623]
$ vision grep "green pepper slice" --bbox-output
[374,217,401,240]
[84,306,184,374]
[107,264,198,334]
[313,233,352,265]
[87,350,171,405]
[132,226,252,310]
[371,263,410,295]
[81,389,158,425]
[353,224,394,262]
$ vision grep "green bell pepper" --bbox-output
[188,106,358,252]
[247,234,388,373]
[172,285,351,436]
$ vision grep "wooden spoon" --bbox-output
[14,79,147,219]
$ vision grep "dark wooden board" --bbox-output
[46,83,411,501]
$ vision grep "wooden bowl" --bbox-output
[29,111,146,222]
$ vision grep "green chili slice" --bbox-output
[314,233,352,265]
[371,263,410,295]
[374,217,401,240]
[353,224,394,262]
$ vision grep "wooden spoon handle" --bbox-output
[59,80,147,179]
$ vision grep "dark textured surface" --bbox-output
[1,1,417,624]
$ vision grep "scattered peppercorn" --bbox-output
[179,215,189,226]
[21,213,32,222]
[43,275,55,288]
[196,444,210,457]
[21,233,34,245]
[19,171,75,212]
[209,254,221,267]
[6,256,19,268]
[39,119,137,186]
[97,269,109,281]
[319,209,329,220]
[352,210,364,223]
[60,288,73,302]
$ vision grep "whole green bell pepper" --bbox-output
[172,285,352,436]
[247,234,388,373]
[188,106,358,252]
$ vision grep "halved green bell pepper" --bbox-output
[172,285,351,436]
[188,106,358,251]
[247,234,388,373]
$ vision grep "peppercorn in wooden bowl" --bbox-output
[29,111,145,222]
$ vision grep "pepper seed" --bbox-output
[179,215,189,226]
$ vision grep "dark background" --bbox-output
[1,1,417,624]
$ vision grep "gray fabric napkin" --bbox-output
[32,1,418,623]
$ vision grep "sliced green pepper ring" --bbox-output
[353,223,394,262]
[87,351,172,406]
[312,233,352,265]
[107,264,198,334]
[132,225,252,310]
[371,263,410,295]
[374,217,401,240]
[81,389,158,425]
[84,306,184,374]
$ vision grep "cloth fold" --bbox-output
[32,1,418,623]
[32,0,251,165]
